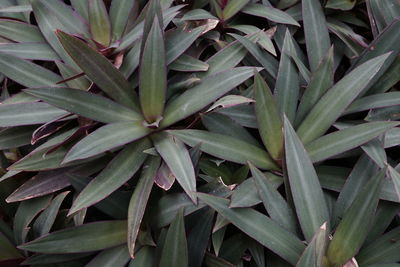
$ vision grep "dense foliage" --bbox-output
[0,0,399,266]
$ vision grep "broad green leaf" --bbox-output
[129,246,155,267]
[222,0,250,21]
[0,232,22,261]
[0,126,35,149]
[140,16,166,123]
[165,25,206,64]
[254,72,283,160]
[110,0,137,40]
[326,169,385,267]
[161,67,258,127]
[24,87,141,123]
[302,0,331,71]
[170,54,209,72]
[55,61,91,90]
[274,30,299,122]
[295,47,334,126]
[306,122,399,163]
[159,209,188,267]
[32,191,69,237]
[9,146,67,171]
[284,117,330,241]
[388,166,400,202]
[89,0,111,46]
[250,164,297,233]
[296,222,328,267]
[0,52,62,88]
[326,0,356,11]
[241,3,300,27]
[0,19,45,42]
[128,156,160,258]
[169,130,278,170]
[14,196,52,245]
[0,102,68,127]
[217,105,258,128]
[297,53,390,144]
[385,127,400,148]
[361,138,387,168]
[56,31,138,110]
[198,193,305,265]
[153,132,197,203]
[182,9,218,20]
[71,0,88,20]
[344,92,400,115]
[19,221,127,253]
[63,122,150,163]
[86,245,130,267]
[69,139,151,215]
[0,4,32,13]
[0,43,58,61]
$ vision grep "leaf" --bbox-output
[0,52,62,88]
[109,0,137,40]
[169,130,278,170]
[86,245,130,267]
[0,4,32,12]
[250,163,297,234]
[88,0,111,46]
[161,67,258,127]
[129,246,155,267]
[344,92,400,115]
[254,72,283,160]
[18,221,127,253]
[302,0,331,71]
[326,0,356,11]
[206,95,254,113]
[305,121,399,163]
[153,132,197,203]
[182,9,218,20]
[63,122,150,163]
[296,53,390,144]
[21,252,93,265]
[0,19,45,42]
[361,138,387,168]
[388,165,400,202]
[139,16,167,123]
[69,139,151,215]
[217,105,258,128]
[326,169,385,266]
[284,116,330,241]
[55,61,91,90]
[0,43,58,61]
[0,232,22,261]
[169,54,209,72]
[0,126,35,150]
[241,3,300,27]
[24,87,141,123]
[159,209,188,267]
[197,193,305,265]
[0,102,68,127]
[56,31,138,110]
[127,156,160,258]
[296,222,328,267]
[222,0,250,21]
[154,161,176,190]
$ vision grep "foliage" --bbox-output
[0,0,399,266]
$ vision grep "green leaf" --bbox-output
[222,0,250,21]
[153,132,197,203]
[0,126,35,149]
[296,53,390,144]
[129,246,155,267]
[161,67,258,127]
[0,19,45,42]
[217,105,258,128]
[250,163,297,234]
[302,0,331,71]
[0,43,58,61]
[197,193,305,265]
[0,4,32,13]
[70,0,88,20]
[110,0,137,40]
[56,31,138,110]
[0,52,62,88]
[55,61,91,90]
[89,0,111,46]
[63,122,150,163]
[69,139,151,215]
[361,138,387,168]
[86,245,130,267]
[169,130,278,170]
[139,16,167,123]
[344,92,400,115]
[241,3,300,27]
[18,221,127,253]
[128,156,160,258]
[0,232,22,261]
[182,9,217,20]
[254,72,283,160]
[326,169,385,266]
[24,87,141,123]
[296,222,328,267]
[21,252,93,265]
[326,0,356,11]
[284,116,330,241]
[169,54,209,72]
[306,122,399,163]
[159,209,188,267]
[0,102,68,127]
[388,165,400,202]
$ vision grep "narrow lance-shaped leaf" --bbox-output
[302,0,331,71]
[56,31,138,110]
[159,209,188,267]
[86,245,130,267]
[153,132,197,203]
[128,156,160,258]
[222,0,250,21]
[197,193,305,265]
[110,0,137,40]
[140,16,167,123]
[297,53,390,144]
[88,0,111,46]
[69,139,151,215]
[296,222,328,267]
[254,72,283,160]
[241,3,300,27]
[0,19,45,42]
[326,169,385,267]
[388,165,400,202]
[284,116,330,241]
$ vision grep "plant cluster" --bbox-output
[0,0,399,266]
